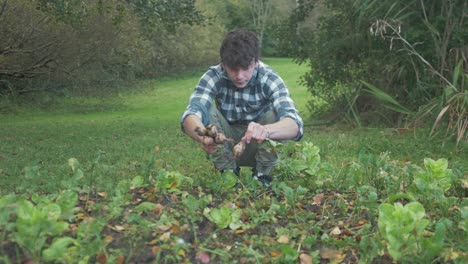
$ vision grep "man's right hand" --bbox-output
[200,136,217,154]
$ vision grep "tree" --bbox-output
[0,0,207,94]
[284,0,467,142]
[250,0,272,48]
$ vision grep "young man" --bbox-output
[180,29,303,185]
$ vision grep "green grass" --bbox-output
[0,58,311,193]
[0,58,467,263]
[0,58,465,193]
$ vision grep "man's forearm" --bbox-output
[264,117,299,140]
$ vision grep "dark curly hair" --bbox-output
[220,29,260,70]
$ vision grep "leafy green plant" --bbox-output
[203,205,242,230]
[273,182,308,209]
[354,185,379,217]
[14,199,70,261]
[378,201,445,262]
[412,158,452,194]
[276,141,321,185]
[206,170,238,194]
[153,169,193,194]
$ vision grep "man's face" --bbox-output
[223,61,258,88]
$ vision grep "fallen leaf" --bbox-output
[112,225,125,232]
[159,231,171,242]
[277,234,289,244]
[171,225,180,234]
[342,229,353,236]
[271,251,282,257]
[299,253,313,264]
[320,248,346,264]
[169,179,179,189]
[151,246,160,255]
[330,226,341,236]
[146,239,158,246]
[462,179,468,189]
[96,253,107,264]
[115,256,125,264]
[195,252,211,263]
[357,220,367,226]
[178,249,185,257]
[313,193,324,205]
[97,192,107,198]
[104,235,113,244]
[154,203,165,216]
[156,223,172,231]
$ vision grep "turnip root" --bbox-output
[205,124,218,137]
[232,141,246,158]
[195,125,232,144]
[215,133,233,144]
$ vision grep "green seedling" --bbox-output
[411,158,452,196]
[277,142,321,179]
[203,205,242,230]
[14,199,70,261]
[207,170,238,194]
[273,182,308,208]
[378,201,445,262]
[154,169,193,194]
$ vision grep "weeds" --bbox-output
[0,59,466,262]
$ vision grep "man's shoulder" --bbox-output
[206,64,225,78]
[198,64,223,83]
[257,61,279,79]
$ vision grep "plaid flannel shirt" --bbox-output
[180,61,304,140]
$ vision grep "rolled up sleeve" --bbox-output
[180,72,216,132]
[266,74,304,141]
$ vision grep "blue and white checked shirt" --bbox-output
[181,61,304,140]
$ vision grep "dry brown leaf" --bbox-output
[154,203,165,216]
[96,253,107,264]
[156,223,172,231]
[277,234,289,244]
[462,179,468,189]
[159,231,171,242]
[330,226,342,236]
[271,251,282,257]
[147,239,158,246]
[112,225,125,232]
[313,193,324,205]
[299,253,313,264]
[151,246,160,255]
[115,256,125,264]
[104,235,113,244]
[320,248,346,264]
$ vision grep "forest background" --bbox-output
[1,0,466,143]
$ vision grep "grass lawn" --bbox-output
[0,58,466,263]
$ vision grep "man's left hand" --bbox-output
[242,122,269,144]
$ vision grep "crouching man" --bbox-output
[180,29,303,186]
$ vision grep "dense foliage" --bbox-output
[286,0,467,143]
[0,0,221,95]
[0,0,300,96]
